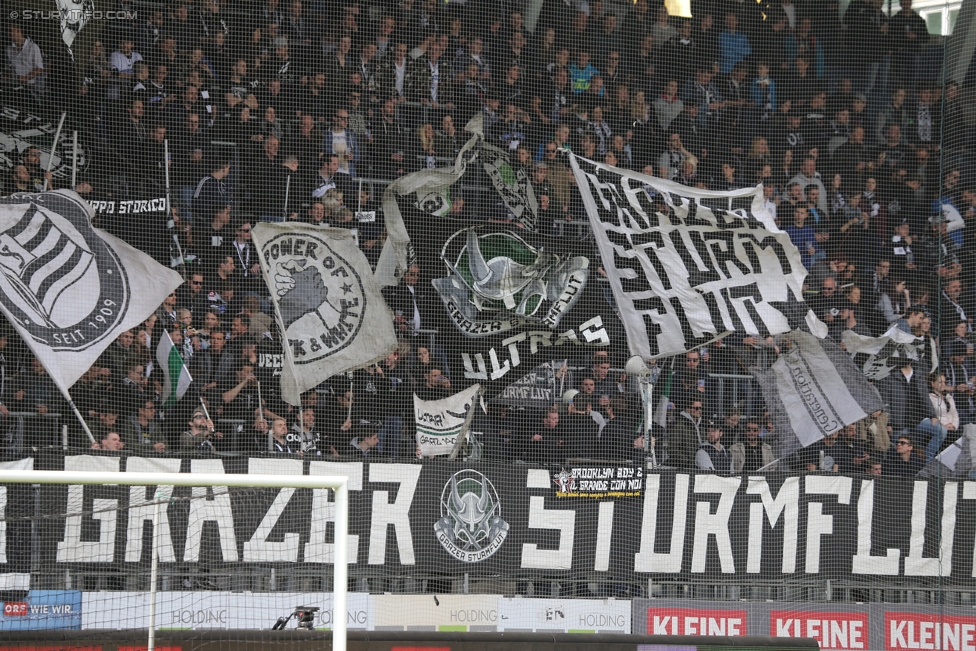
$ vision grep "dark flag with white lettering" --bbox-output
[89,197,173,266]
[570,156,826,359]
[400,208,617,394]
[751,329,884,458]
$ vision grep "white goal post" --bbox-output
[1,469,350,651]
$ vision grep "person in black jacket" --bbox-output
[371,349,412,458]
[884,434,925,476]
[381,265,441,335]
[877,361,938,445]
[522,408,567,465]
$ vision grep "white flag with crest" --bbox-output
[0,191,183,398]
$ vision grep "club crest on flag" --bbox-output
[262,231,367,363]
[433,227,589,337]
[0,194,128,350]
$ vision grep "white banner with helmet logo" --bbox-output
[252,223,397,406]
[414,384,481,457]
[0,191,182,398]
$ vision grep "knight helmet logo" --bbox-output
[434,469,509,563]
[0,193,128,350]
[433,227,589,337]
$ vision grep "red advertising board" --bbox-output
[3,603,28,616]
[646,607,747,636]
[886,612,976,651]
[770,610,869,650]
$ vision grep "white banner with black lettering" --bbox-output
[752,329,884,457]
[569,156,826,359]
[414,384,480,457]
[81,591,371,630]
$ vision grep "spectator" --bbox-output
[658,133,696,182]
[730,419,777,472]
[9,357,62,415]
[944,340,976,425]
[191,160,232,224]
[309,155,355,201]
[181,407,220,450]
[666,398,703,469]
[568,49,598,95]
[416,366,452,401]
[838,422,872,473]
[7,24,46,101]
[877,361,939,448]
[927,372,956,454]
[802,430,847,472]
[347,427,381,458]
[884,434,924,476]
[265,417,292,453]
[109,34,143,101]
[93,430,125,451]
[406,39,454,111]
[783,205,818,269]
[121,400,166,451]
[718,12,750,75]
[382,265,439,335]
[523,408,566,465]
[321,107,360,177]
[696,419,731,473]
[876,277,911,331]
[290,407,334,457]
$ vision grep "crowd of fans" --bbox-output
[0,0,971,477]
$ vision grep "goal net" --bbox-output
[0,466,349,649]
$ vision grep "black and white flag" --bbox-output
[253,223,397,405]
[56,0,96,60]
[375,113,536,287]
[0,191,182,398]
[752,330,884,458]
[570,156,826,359]
[841,325,920,380]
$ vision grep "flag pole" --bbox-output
[70,131,78,189]
[163,139,185,267]
[67,398,97,445]
[625,356,658,468]
[257,380,271,452]
[42,112,67,192]
[198,396,216,436]
[282,175,291,221]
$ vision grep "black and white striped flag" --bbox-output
[0,191,183,398]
